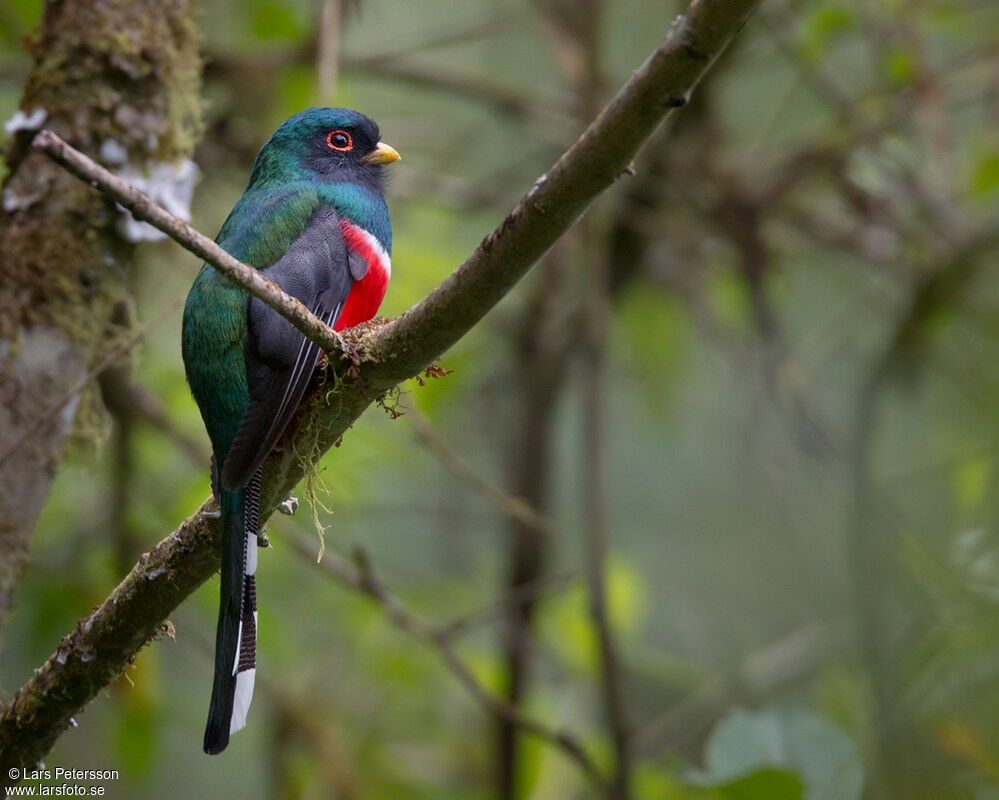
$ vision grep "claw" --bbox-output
[278,495,299,516]
[257,528,271,548]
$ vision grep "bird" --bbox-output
[181,107,399,755]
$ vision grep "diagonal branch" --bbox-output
[31,130,345,358]
[0,0,762,779]
[407,405,556,538]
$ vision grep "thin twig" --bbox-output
[286,532,605,788]
[98,371,209,466]
[407,405,556,538]
[357,61,574,138]
[346,13,522,69]
[31,130,345,357]
[438,570,578,641]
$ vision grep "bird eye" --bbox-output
[326,130,353,152]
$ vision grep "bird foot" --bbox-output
[277,495,299,516]
[256,528,271,548]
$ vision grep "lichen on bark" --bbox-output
[0,0,203,629]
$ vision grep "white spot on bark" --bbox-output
[2,186,46,214]
[114,159,199,242]
[527,173,548,198]
[99,139,128,166]
[4,107,47,135]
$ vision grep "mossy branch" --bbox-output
[0,0,761,781]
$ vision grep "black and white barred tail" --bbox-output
[203,470,261,755]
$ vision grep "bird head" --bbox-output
[248,107,400,188]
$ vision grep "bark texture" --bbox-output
[0,0,201,628]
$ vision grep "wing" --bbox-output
[220,207,352,490]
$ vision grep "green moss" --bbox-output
[20,0,202,160]
[67,382,111,456]
[0,0,203,456]
[290,388,337,562]
[1,1,201,338]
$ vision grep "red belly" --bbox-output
[335,220,391,331]
[335,263,389,331]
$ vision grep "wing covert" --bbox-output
[221,208,352,490]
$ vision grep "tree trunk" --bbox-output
[0,0,201,629]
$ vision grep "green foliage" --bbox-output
[616,287,690,416]
[971,150,999,198]
[883,48,917,86]
[800,3,858,58]
[539,557,646,674]
[635,764,803,800]
[249,0,306,42]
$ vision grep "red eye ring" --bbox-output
[326,129,353,152]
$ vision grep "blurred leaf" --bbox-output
[464,645,503,697]
[801,3,858,57]
[954,458,990,513]
[635,761,681,797]
[616,287,689,416]
[690,707,864,800]
[884,48,917,86]
[712,768,804,800]
[658,766,803,800]
[1,0,41,43]
[708,270,752,335]
[249,0,305,42]
[514,727,545,799]
[971,150,999,198]
[540,582,598,673]
[539,557,644,674]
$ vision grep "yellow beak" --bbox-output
[364,141,401,165]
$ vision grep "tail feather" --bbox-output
[204,470,261,755]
